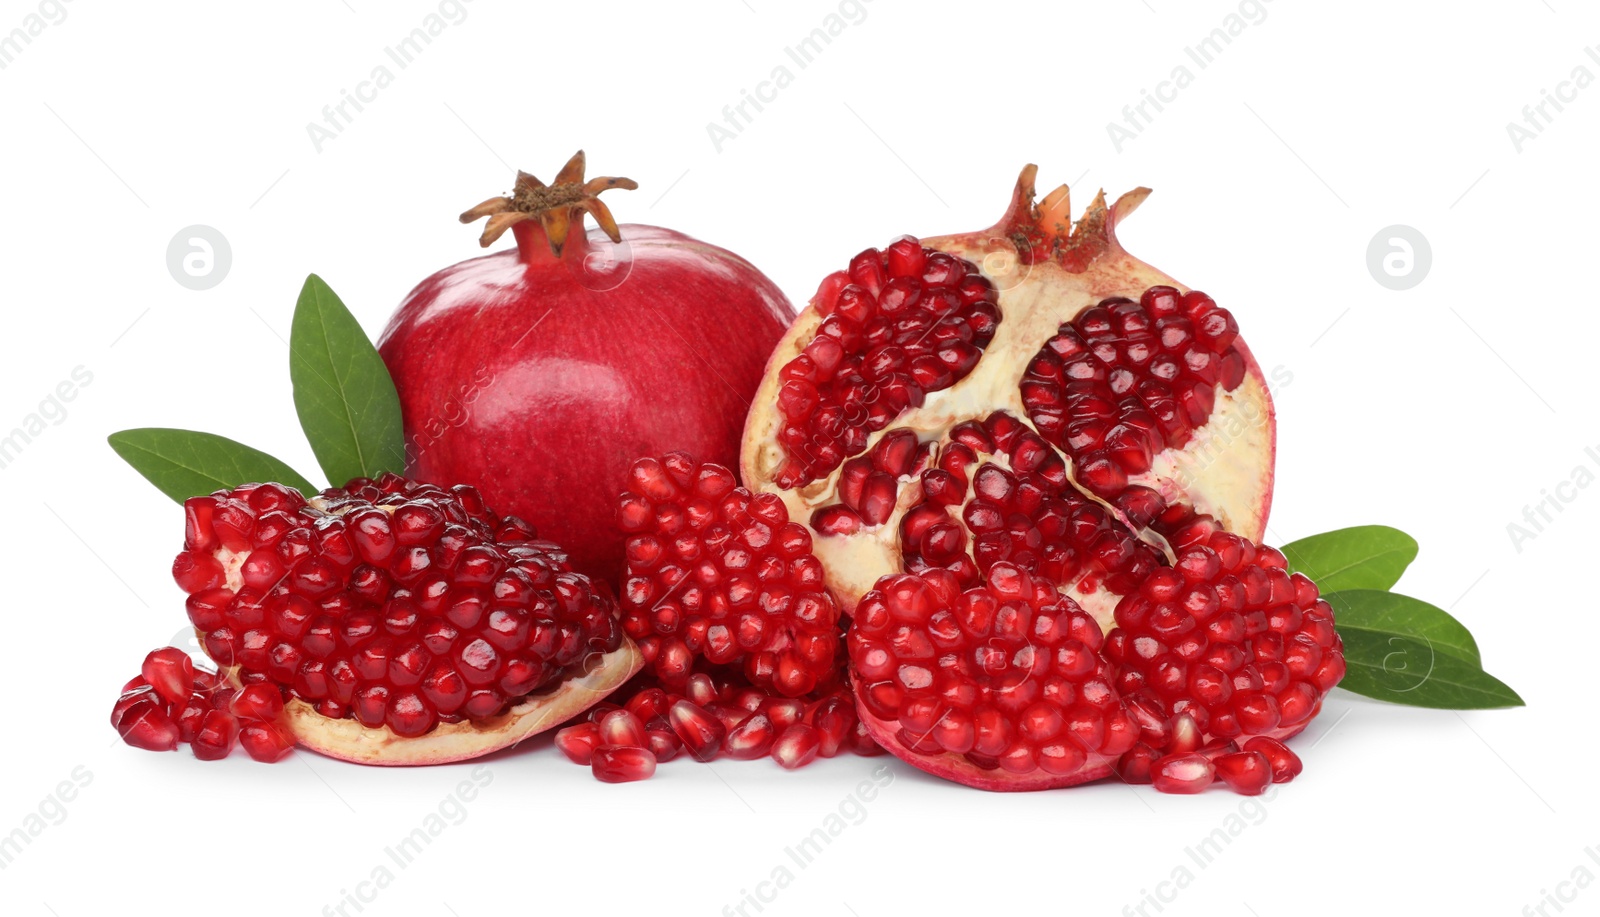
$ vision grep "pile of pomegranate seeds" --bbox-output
[112,648,293,762]
[555,673,881,782]
[174,475,622,738]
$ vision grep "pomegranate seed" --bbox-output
[192,710,240,761]
[141,648,196,705]
[1116,744,1160,784]
[239,723,295,762]
[772,723,822,769]
[592,745,657,783]
[1151,753,1214,794]
[668,700,726,762]
[724,713,776,760]
[1213,750,1272,795]
[809,695,855,758]
[1242,736,1303,783]
[555,723,602,765]
[599,709,649,748]
[646,727,682,762]
[116,698,180,752]
[230,684,285,723]
[173,698,208,743]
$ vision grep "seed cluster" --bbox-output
[773,241,1000,489]
[618,453,841,697]
[1021,286,1246,526]
[172,474,622,738]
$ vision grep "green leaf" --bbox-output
[108,428,317,502]
[1336,629,1523,709]
[1327,589,1481,668]
[289,273,405,486]
[1282,525,1418,592]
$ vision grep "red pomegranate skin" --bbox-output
[378,220,793,585]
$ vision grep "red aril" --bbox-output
[1152,753,1215,794]
[555,722,603,765]
[141,648,194,705]
[1213,750,1273,796]
[1243,736,1304,783]
[378,152,793,584]
[592,745,657,783]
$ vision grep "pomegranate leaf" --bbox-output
[1334,629,1523,709]
[289,274,405,486]
[1324,589,1481,668]
[1282,525,1418,593]
[108,428,317,501]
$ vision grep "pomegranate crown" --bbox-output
[994,164,1152,271]
[459,150,638,253]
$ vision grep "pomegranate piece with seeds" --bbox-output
[1105,532,1345,748]
[617,453,840,698]
[172,474,642,766]
[848,564,1138,791]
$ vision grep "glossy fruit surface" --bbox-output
[379,152,793,583]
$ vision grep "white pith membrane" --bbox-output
[742,173,1275,614]
[201,496,642,766]
[740,169,1279,786]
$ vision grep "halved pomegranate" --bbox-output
[170,474,640,765]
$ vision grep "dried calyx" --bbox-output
[459,150,638,253]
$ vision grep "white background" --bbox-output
[0,1,1593,915]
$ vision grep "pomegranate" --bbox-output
[167,473,640,766]
[739,166,1332,791]
[378,151,794,584]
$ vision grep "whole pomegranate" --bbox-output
[740,166,1338,792]
[378,152,794,584]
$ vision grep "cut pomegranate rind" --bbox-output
[283,641,642,766]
